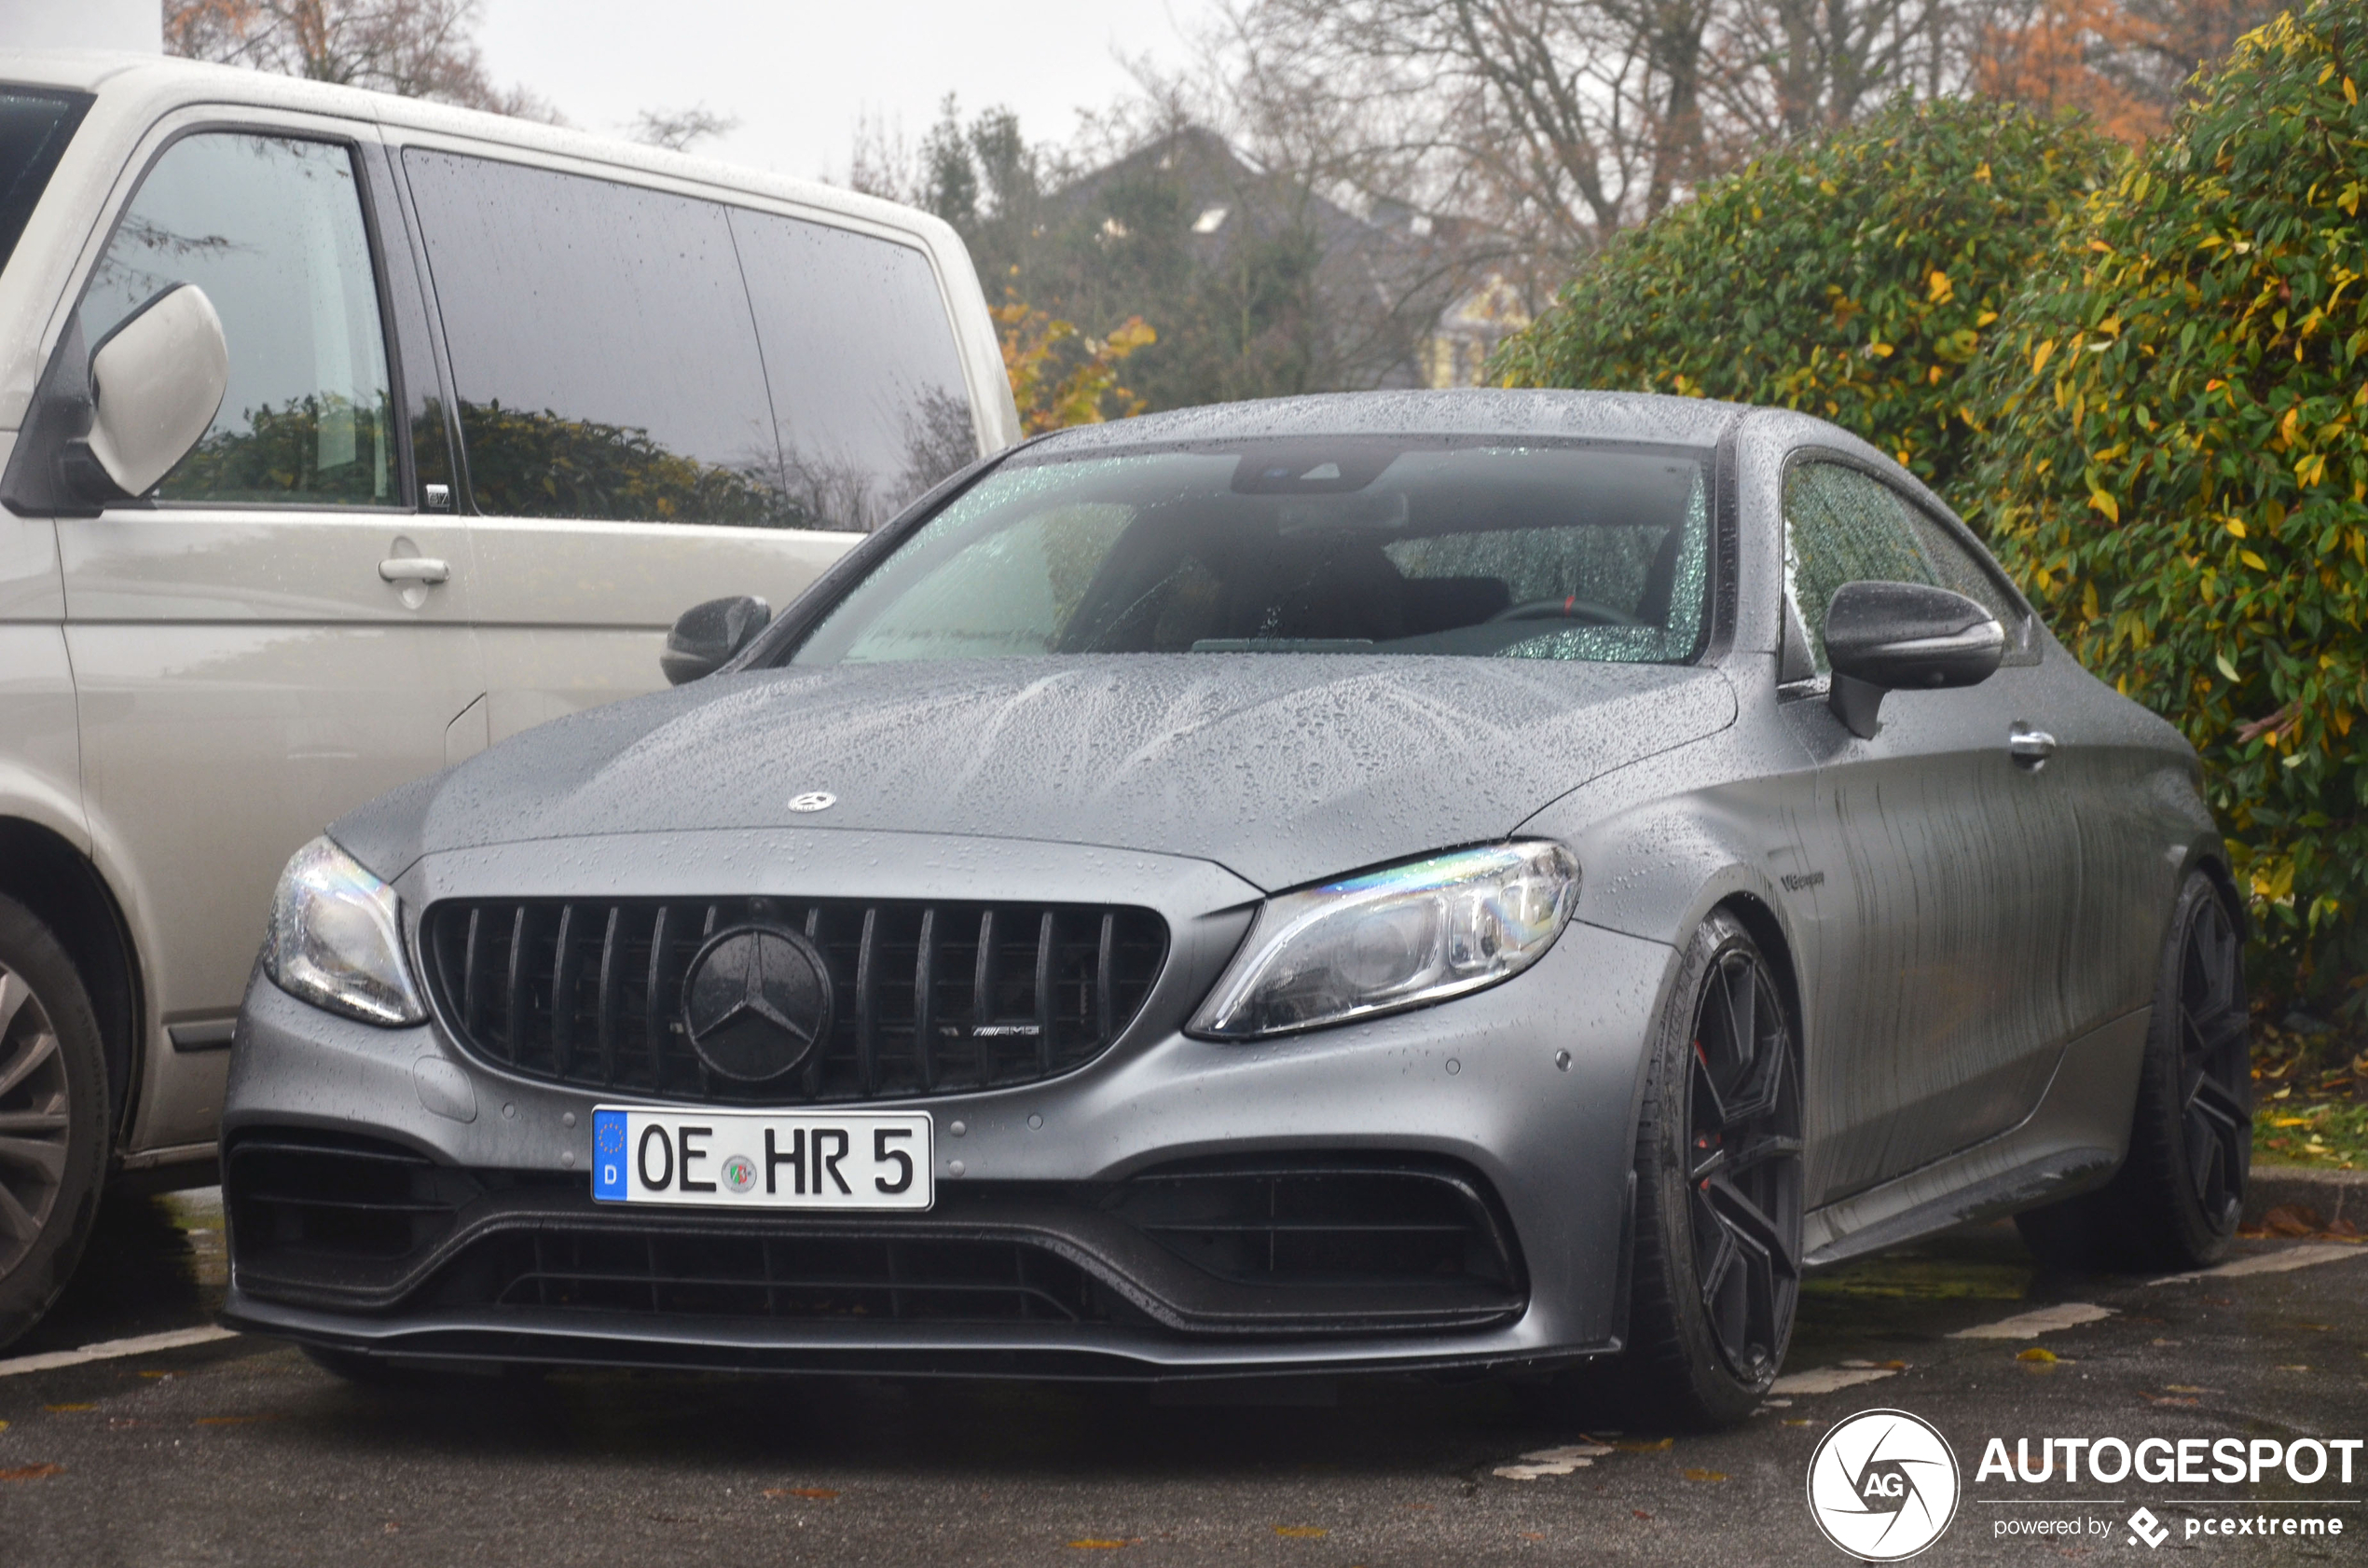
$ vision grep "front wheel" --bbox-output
[1616,910,1804,1428]
[2017,871,2250,1272]
[0,894,111,1351]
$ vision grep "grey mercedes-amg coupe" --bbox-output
[223,391,2250,1426]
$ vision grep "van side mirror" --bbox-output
[1824,581,2004,738]
[77,283,229,499]
[662,595,772,685]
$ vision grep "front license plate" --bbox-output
[591,1106,932,1210]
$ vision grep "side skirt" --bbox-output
[1802,1008,2149,1267]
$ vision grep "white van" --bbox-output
[0,51,1019,1345]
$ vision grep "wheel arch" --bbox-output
[0,817,142,1144]
[1710,891,1807,1051]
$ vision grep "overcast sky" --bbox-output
[474,0,1212,184]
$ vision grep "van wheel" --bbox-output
[2017,872,2251,1272]
[1613,910,1804,1428]
[0,894,111,1351]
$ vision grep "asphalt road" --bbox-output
[2,1190,2363,1567]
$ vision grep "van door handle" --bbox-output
[2009,725,2057,769]
[379,556,449,585]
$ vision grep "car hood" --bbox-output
[341,656,1737,892]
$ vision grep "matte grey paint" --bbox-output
[229,390,2223,1377]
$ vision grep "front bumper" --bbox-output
[223,830,1676,1379]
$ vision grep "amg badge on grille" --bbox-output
[680,925,835,1081]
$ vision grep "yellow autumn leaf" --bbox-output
[2089,489,2121,523]
[2031,339,2056,375]
[2226,518,2248,538]
[1927,270,1953,303]
[2241,550,2268,571]
[2017,1347,2058,1364]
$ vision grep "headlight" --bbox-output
[264,836,425,1025]
[1189,842,1578,1039]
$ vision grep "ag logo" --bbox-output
[1806,1408,1961,1561]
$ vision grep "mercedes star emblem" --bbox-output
[679,924,834,1081]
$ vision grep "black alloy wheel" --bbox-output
[2170,890,2250,1233]
[0,893,109,1350]
[1686,943,1805,1383]
[2017,872,2251,1272]
[1618,910,1805,1427]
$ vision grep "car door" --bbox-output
[1778,457,2084,1198]
[58,119,483,1151]
[393,146,978,741]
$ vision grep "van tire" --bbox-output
[0,894,112,1351]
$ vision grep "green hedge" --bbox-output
[1964,2,2368,1012]
[1494,98,2117,496]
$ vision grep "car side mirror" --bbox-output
[661,595,772,685]
[76,283,229,499]
[1823,581,2004,739]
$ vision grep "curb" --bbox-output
[2245,1163,2367,1227]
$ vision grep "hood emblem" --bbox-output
[788,791,837,813]
[680,925,834,1081]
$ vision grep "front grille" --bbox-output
[424,1229,1108,1324]
[420,897,1167,1106]
[1108,1159,1521,1292]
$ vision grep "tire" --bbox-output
[2017,872,2251,1272]
[0,894,112,1352]
[1612,910,1805,1429]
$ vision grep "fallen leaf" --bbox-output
[1067,1541,1129,1550]
[2017,1347,2058,1364]
[137,1371,173,1381]
[2163,1384,2210,1394]
[1879,1360,1908,1370]
[2145,1395,2200,1408]
[763,1487,839,1500]
[1684,1468,1728,1482]
[1631,1509,1653,1520]
[1274,1526,1329,1538]
[1783,1419,1813,1427]
[1520,1532,1546,1541]
[2263,1204,2324,1235]
[1614,1437,1675,1451]
[0,1464,62,1481]
[2278,1365,2312,1372]
[42,1404,92,1414]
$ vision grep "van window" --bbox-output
[728,209,977,531]
[0,88,89,279]
[78,132,394,505]
[403,149,779,526]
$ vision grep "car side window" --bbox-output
[77,132,394,506]
[728,209,979,531]
[1782,460,2023,675]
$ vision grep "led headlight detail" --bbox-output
[1190,842,1579,1039]
[264,836,426,1025]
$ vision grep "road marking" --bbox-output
[1950,1301,2116,1340]
[1769,1365,1896,1396]
[1493,1442,1613,1480]
[0,1326,239,1380]
[2152,1243,2365,1286]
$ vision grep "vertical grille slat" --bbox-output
[913,908,938,1093]
[595,907,622,1089]
[1033,911,1055,1075]
[854,906,880,1095]
[423,896,1166,1108]
[549,904,580,1080]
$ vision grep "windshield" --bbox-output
[788,439,1714,666]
